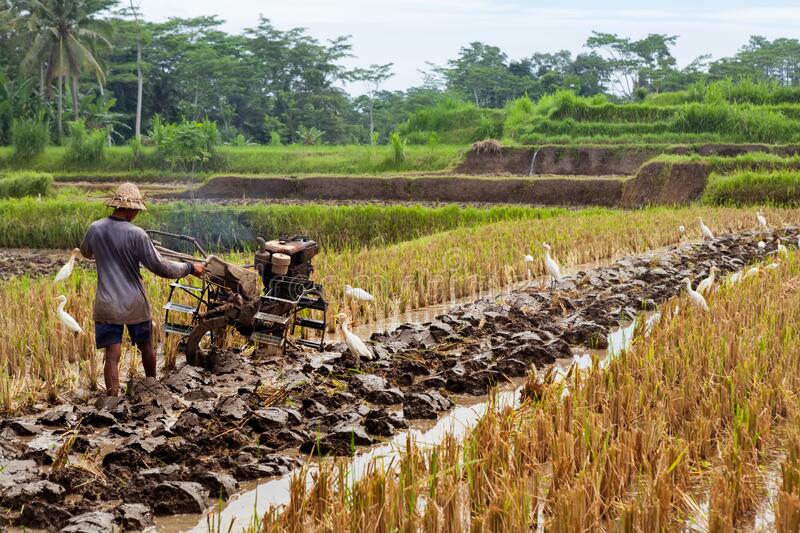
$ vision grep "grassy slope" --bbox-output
[0,144,465,176]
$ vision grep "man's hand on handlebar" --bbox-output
[191,262,205,278]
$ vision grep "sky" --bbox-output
[138,0,800,93]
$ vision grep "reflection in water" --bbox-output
[158,314,656,533]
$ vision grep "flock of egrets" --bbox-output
[538,211,786,315]
[49,211,787,365]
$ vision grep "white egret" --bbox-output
[757,211,768,229]
[727,271,743,286]
[679,225,685,235]
[524,254,534,282]
[776,239,788,257]
[743,266,761,280]
[698,218,714,240]
[696,266,720,296]
[541,243,562,290]
[758,241,766,249]
[54,248,81,283]
[55,295,84,334]
[682,278,708,312]
[335,313,373,361]
[766,261,781,271]
[344,284,374,302]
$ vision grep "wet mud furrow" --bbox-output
[0,227,796,531]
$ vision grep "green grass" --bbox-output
[651,152,800,174]
[0,171,53,198]
[0,144,465,176]
[703,170,800,206]
[0,196,582,251]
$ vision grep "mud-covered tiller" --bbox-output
[147,230,327,369]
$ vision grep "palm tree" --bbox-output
[18,0,111,135]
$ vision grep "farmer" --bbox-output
[80,182,204,397]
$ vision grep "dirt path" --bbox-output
[0,248,81,280]
[0,228,794,531]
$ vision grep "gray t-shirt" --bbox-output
[80,217,192,324]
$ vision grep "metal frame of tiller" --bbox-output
[252,275,327,352]
[147,230,328,360]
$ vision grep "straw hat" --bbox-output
[106,182,147,211]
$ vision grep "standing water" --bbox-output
[152,314,658,533]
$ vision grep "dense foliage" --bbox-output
[2,1,800,148]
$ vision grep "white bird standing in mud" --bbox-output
[757,211,768,229]
[336,313,373,361]
[679,225,685,235]
[776,238,788,257]
[524,254,534,281]
[758,241,767,249]
[55,295,84,334]
[54,248,81,283]
[696,266,720,296]
[698,218,714,241]
[542,243,562,290]
[682,277,708,312]
[344,284,374,302]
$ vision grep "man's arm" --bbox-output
[137,231,195,279]
[79,227,94,259]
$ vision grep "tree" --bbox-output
[585,32,678,99]
[244,17,354,143]
[350,63,393,143]
[126,0,142,138]
[17,0,112,135]
[435,42,535,108]
[709,36,800,86]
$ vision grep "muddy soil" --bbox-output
[0,249,86,280]
[181,175,625,206]
[456,144,800,177]
[0,227,796,531]
[621,161,710,208]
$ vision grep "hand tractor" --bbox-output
[147,231,328,369]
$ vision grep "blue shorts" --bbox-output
[95,321,152,349]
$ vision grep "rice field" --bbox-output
[1,205,798,414]
[254,253,800,531]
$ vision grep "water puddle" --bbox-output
[152,312,655,532]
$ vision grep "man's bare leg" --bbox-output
[136,339,157,379]
[104,343,122,396]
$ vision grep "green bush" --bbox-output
[0,172,53,198]
[703,170,800,206]
[388,132,406,167]
[10,116,49,161]
[296,125,325,145]
[151,116,222,171]
[398,97,504,144]
[673,104,795,144]
[63,120,107,164]
[129,136,145,168]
